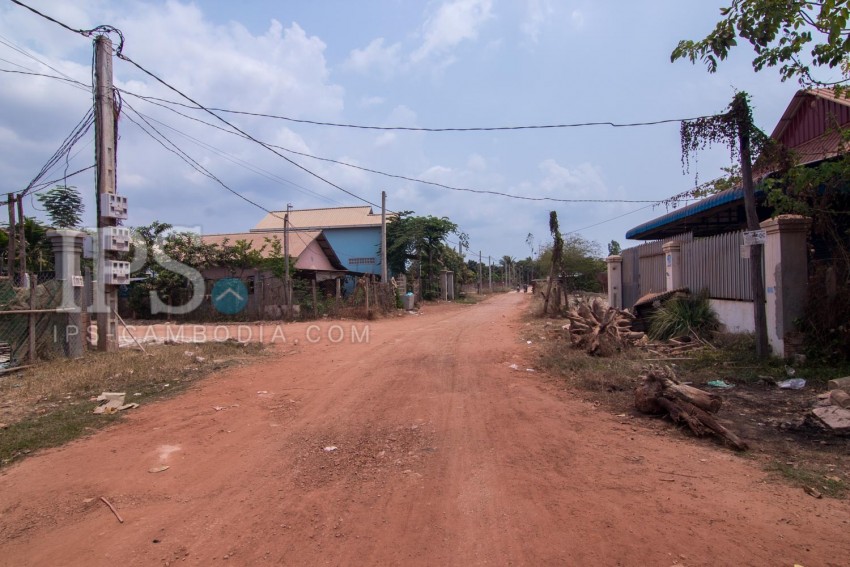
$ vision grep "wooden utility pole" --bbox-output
[7,193,16,281]
[95,35,118,351]
[380,191,387,283]
[734,95,769,358]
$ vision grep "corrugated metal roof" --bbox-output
[770,88,850,144]
[626,189,743,239]
[252,206,383,232]
[201,231,320,259]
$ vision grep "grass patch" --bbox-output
[675,332,850,386]
[455,293,486,304]
[765,460,847,499]
[0,340,266,467]
[537,336,644,405]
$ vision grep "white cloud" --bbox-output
[467,153,487,171]
[360,95,386,107]
[410,0,494,64]
[385,105,419,127]
[571,9,585,29]
[112,5,344,119]
[374,132,397,147]
[520,0,554,44]
[343,38,402,77]
[537,159,607,198]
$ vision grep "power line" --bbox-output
[121,100,279,216]
[0,31,88,86]
[6,1,718,209]
[26,164,95,193]
[120,89,662,205]
[105,50,387,210]
[122,100,355,257]
[0,67,90,91]
[563,204,656,236]
[118,91,716,133]
[18,107,94,198]
[133,110,346,207]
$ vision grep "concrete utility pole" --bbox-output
[488,255,492,292]
[16,195,26,285]
[95,35,118,351]
[7,193,16,281]
[381,190,387,282]
[734,95,769,358]
[477,251,482,294]
[284,203,291,313]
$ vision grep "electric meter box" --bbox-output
[101,226,131,252]
[100,193,128,220]
[103,260,130,285]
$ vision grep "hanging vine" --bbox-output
[672,92,788,208]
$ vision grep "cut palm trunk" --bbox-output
[563,298,644,355]
[634,365,748,451]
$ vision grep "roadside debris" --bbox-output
[644,336,705,358]
[830,389,850,409]
[562,298,645,356]
[827,376,850,391]
[803,486,823,499]
[323,446,338,452]
[706,380,734,389]
[634,365,748,450]
[811,406,850,434]
[93,392,139,415]
[100,496,124,524]
[148,465,170,473]
[778,378,806,390]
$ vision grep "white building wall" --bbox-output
[710,299,755,333]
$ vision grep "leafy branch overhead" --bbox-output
[672,0,850,87]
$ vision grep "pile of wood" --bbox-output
[812,376,850,434]
[562,298,645,355]
[643,336,706,359]
[634,365,748,450]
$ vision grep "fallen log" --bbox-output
[634,365,748,451]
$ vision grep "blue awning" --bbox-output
[626,187,764,240]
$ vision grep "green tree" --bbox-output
[215,238,266,277]
[672,1,850,87]
[562,235,605,292]
[386,212,460,299]
[607,240,621,256]
[0,217,53,272]
[36,185,84,229]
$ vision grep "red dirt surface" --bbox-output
[1,293,848,566]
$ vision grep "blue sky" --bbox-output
[0,0,803,260]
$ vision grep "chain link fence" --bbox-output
[0,273,68,367]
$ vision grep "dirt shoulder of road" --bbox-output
[529,304,850,499]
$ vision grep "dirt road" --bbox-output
[1,293,848,566]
